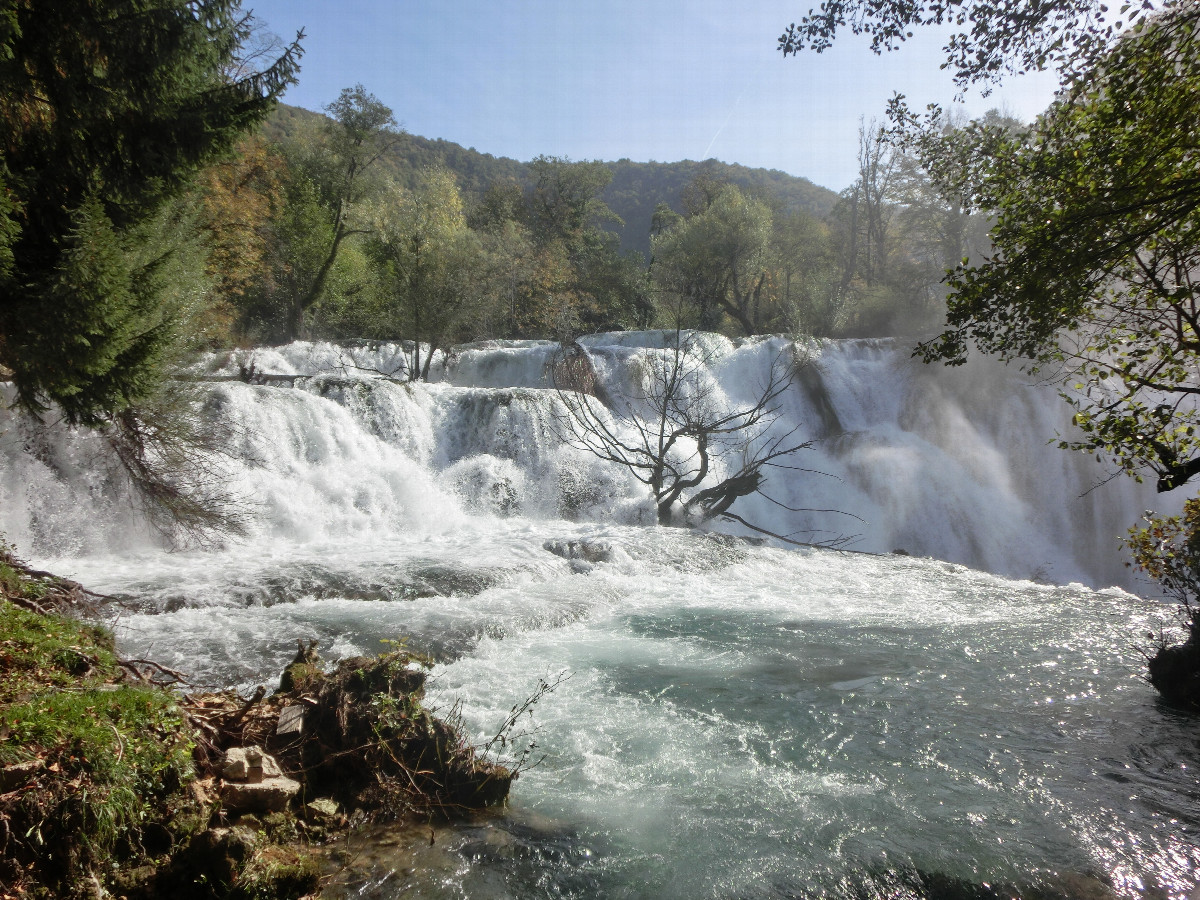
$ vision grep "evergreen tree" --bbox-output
[0,0,301,424]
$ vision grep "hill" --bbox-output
[260,104,841,258]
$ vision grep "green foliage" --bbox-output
[653,184,774,334]
[605,158,837,260]
[362,166,495,374]
[1127,500,1200,637]
[771,209,842,336]
[777,0,1158,87]
[913,9,1200,492]
[261,105,840,259]
[269,85,401,338]
[0,0,301,423]
[572,232,657,333]
[20,196,212,425]
[527,155,619,249]
[247,106,859,344]
[234,850,321,900]
[0,598,196,892]
[237,166,338,341]
[1126,501,1200,708]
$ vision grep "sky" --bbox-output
[244,0,1062,192]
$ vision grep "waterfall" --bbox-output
[4,334,1197,897]
[0,333,1179,588]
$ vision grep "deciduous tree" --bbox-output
[368,167,487,379]
[910,11,1200,493]
[552,333,816,535]
[777,0,1168,87]
[653,184,774,335]
[286,84,402,338]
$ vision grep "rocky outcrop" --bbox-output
[187,643,514,819]
[1148,638,1200,711]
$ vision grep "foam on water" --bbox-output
[2,334,1197,897]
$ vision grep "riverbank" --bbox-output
[0,543,511,899]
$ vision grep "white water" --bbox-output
[1,333,1197,898]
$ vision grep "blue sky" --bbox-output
[246,0,1060,191]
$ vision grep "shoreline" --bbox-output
[0,544,511,899]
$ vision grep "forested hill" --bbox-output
[262,104,839,258]
[603,159,838,258]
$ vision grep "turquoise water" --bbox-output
[92,525,1200,899]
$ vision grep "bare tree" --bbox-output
[551,331,850,546]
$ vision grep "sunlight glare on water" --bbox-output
[3,336,1199,898]
[99,525,1200,899]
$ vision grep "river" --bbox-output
[2,333,1197,897]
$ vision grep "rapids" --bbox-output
[1,333,1197,898]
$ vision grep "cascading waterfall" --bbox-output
[1,332,1196,898]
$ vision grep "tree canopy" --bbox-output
[904,8,1200,493]
[0,0,301,424]
[781,0,1200,493]
[778,0,1173,87]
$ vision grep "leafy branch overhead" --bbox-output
[904,6,1200,492]
[780,0,1200,705]
[778,0,1166,88]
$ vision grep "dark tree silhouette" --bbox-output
[552,332,854,547]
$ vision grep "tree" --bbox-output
[234,162,336,342]
[770,209,842,336]
[552,332,818,537]
[1126,501,1200,709]
[0,0,301,425]
[367,167,487,379]
[569,230,656,334]
[843,122,896,291]
[526,156,619,250]
[478,219,539,339]
[652,184,774,335]
[196,135,286,341]
[468,177,525,234]
[286,84,402,339]
[777,0,1172,88]
[828,119,979,337]
[520,156,646,339]
[910,11,1200,494]
[780,0,1200,698]
[781,0,1200,489]
[885,110,997,295]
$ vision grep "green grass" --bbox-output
[0,599,120,703]
[0,597,197,894]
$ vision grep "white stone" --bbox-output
[222,745,282,782]
[219,776,301,814]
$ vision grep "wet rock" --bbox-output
[220,774,301,815]
[304,797,339,821]
[543,539,613,565]
[184,825,259,886]
[549,341,603,400]
[1148,639,1200,711]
